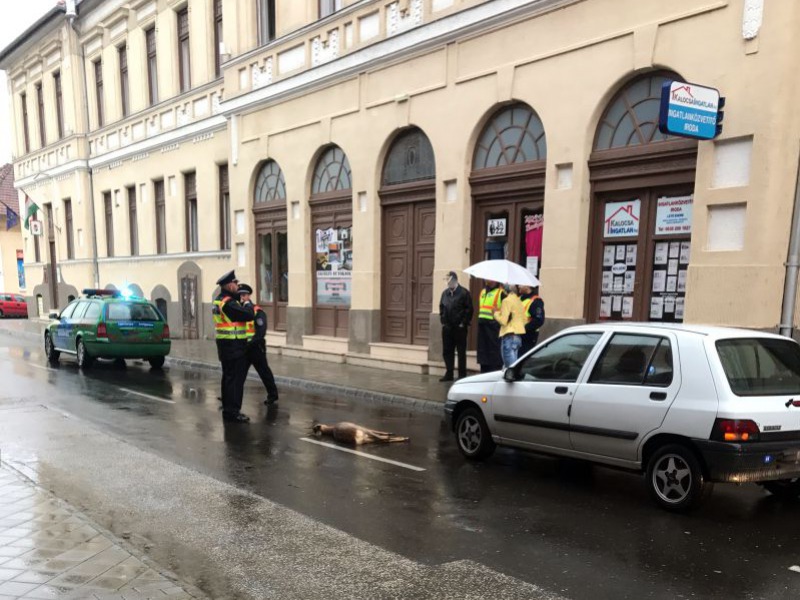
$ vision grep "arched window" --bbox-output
[254,160,286,205]
[473,103,547,170]
[594,73,676,151]
[312,146,352,194]
[382,128,435,186]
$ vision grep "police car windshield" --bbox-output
[107,302,161,322]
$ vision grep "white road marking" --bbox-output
[299,437,425,472]
[25,363,51,372]
[118,387,175,405]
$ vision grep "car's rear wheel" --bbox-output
[646,444,712,512]
[76,339,94,369]
[761,478,800,499]
[44,333,60,364]
[455,407,496,460]
[148,356,166,369]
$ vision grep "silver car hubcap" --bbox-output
[45,336,51,355]
[653,454,692,503]
[77,344,84,364]
[458,416,482,453]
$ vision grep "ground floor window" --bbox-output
[475,203,543,275]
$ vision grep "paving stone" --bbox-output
[0,579,39,595]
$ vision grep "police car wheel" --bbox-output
[44,333,59,363]
[148,356,165,369]
[76,339,94,369]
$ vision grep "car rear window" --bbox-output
[107,302,162,322]
[716,338,800,396]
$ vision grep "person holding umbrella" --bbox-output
[493,283,527,368]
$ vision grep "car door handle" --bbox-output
[650,391,668,401]
[555,386,569,395]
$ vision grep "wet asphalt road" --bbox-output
[1,336,800,599]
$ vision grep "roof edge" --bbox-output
[0,6,66,69]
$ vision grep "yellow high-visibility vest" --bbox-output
[213,297,248,340]
[521,295,540,325]
[478,288,503,320]
[245,305,262,340]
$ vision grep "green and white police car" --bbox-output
[44,289,171,369]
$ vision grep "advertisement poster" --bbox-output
[16,250,25,289]
[652,270,666,293]
[602,272,612,293]
[487,218,507,237]
[664,296,676,314]
[678,270,687,293]
[604,200,641,238]
[676,297,685,319]
[624,271,635,294]
[603,246,615,267]
[654,243,669,265]
[622,297,634,319]
[650,297,664,319]
[612,296,622,313]
[526,256,539,277]
[655,195,694,235]
[316,227,352,305]
[626,244,637,266]
[600,296,612,318]
[680,242,691,265]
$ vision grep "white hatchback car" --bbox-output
[445,323,800,511]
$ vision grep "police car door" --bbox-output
[53,302,78,350]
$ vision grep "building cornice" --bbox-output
[220,0,582,117]
[14,160,90,189]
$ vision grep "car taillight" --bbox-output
[97,323,108,340]
[162,324,170,340]
[711,418,760,442]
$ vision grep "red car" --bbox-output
[0,293,28,318]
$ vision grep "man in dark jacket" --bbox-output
[439,271,474,381]
[213,270,255,423]
[238,283,279,405]
[519,285,545,355]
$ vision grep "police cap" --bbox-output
[216,270,238,286]
[238,283,254,295]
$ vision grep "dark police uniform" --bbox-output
[213,270,254,422]
[238,283,279,404]
[520,291,546,356]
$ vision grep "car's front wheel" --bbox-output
[148,356,165,369]
[646,444,712,512]
[455,407,496,460]
[44,333,60,364]
[760,478,800,499]
[76,339,94,369]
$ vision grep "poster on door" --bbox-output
[598,243,636,321]
[655,195,693,235]
[604,199,640,238]
[315,226,352,306]
[649,239,690,323]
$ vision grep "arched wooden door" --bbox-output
[469,103,547,347]
[310,146,353,338]
[379,128,436,346]
[587,72,698,324]
[253,160,289,331]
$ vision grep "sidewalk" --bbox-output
[0,464,199,600]
[0,319,450,413]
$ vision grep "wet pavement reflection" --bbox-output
[1,339,800,599]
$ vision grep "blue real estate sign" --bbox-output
[659,81,722,140]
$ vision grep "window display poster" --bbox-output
[603,246,615,267]
[668,259,679,276]
[316,226,353,305]
[655,195,693,235]
[612,295,623,313]
[652,270,666,293]
[316,271,352,306]
[626,244,637,266]
[666,276,677,293]
[526,256,539,277]
[680,242,691,265]
[678,270,687,293]
[622,297,634,319]
[664,295,676,314]
[602,272,613,293]
[669,242,680,259]
[654,242,669,265]
[600,296,612,318]
[613,276,623,293]
[604,199,641,238]
[676,297,685,320]
[650,297,664,319]
[615,245,626,261]
[624,271,635,294]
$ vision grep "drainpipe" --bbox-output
[779,149,800,338]
[68,5,100,287]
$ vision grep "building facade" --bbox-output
[2,0,800,372]
[0,164,25,294]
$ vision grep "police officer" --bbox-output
[477,280,505,373]
[519,285,545,355]
[213,270,254,423]
[238,283,279,405]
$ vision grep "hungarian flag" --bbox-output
[24,195,39,230]
[6,206,18,231]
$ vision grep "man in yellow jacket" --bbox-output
[493,284,527,368]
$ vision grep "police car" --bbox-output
[44,289,171,369]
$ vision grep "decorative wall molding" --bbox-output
[386,0,423,37]
[312,30,340,67]
[742,0,763,40]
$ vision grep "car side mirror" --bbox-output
[503,368,516,383]
[48,311,59,320]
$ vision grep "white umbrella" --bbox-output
[464,259,540,287]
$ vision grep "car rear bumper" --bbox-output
[85,341,171,359]
[693,439,800,483]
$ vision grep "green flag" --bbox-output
[24,195,39,230]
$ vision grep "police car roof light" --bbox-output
[82,288,121,298]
